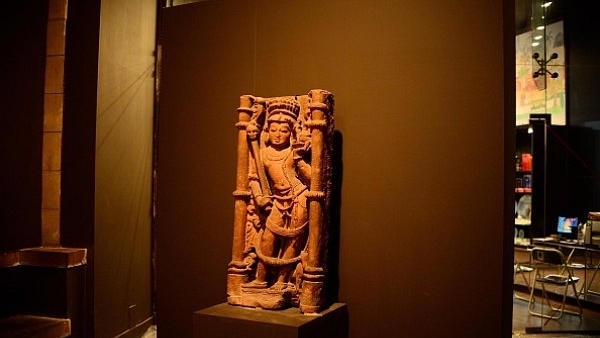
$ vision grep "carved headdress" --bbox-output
[266,98,300,126]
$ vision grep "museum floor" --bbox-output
[144,298,600,338]
[512,288,600,337]
[143,292,600,337]
[513,245,600,336]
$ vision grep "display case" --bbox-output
[515,115,597,244]
[515,123,533,245]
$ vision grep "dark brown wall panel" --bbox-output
[0,1,47,251]
[157,1,510,337]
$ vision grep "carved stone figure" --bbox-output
[227,90,334,314]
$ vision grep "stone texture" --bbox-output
[44,94,63,132]
[42,132,62,171]
[42,208,61,247]
[46,19,66,56]
[42,171,61,209]
[227,90,335,314]
[44,56,65,94]
[48,0,68,20]
[41,1,67,248]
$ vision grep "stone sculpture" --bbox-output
[227,89,334,314]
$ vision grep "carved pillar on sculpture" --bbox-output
[300,89,332,313]
[227,95,254,305]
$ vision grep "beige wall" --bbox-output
[61,0,156,337]
[157,1,514,337]
[95,0,156,336]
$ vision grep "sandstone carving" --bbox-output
[227,89,334,314]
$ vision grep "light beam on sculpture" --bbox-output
[227,89,335,314]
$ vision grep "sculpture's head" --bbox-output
[246,121,261,140]
[266,98,300,129]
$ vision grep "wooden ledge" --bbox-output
[0,315,70,338]
[0,247,87,268]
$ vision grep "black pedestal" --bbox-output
[193,303,348,338]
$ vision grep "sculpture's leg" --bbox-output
[300,90,332,313]
[253,228,277,287]
[275,230,308,288]
[227,95,254,305]
[269,194,306,288]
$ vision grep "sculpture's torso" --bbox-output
[262,147,306,195]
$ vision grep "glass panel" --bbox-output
[514,1,600,334]
[516,1,565,126]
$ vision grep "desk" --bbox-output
[531,238,582,263]
[530,238,600,299]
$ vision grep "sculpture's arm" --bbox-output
[248,159,270,208]
[293,141,312,182]
[295,158,311,182]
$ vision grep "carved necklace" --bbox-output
[264,146,291,161]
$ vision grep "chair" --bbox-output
[514,257,533,301]
[528,247,583,320]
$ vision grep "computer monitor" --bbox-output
[557,216,578,236]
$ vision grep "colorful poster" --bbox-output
[516,21,566,126]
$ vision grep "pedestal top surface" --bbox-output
[196,302,347,327]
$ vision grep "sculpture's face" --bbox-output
[246,124,260,140]
[268,122,291,147]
